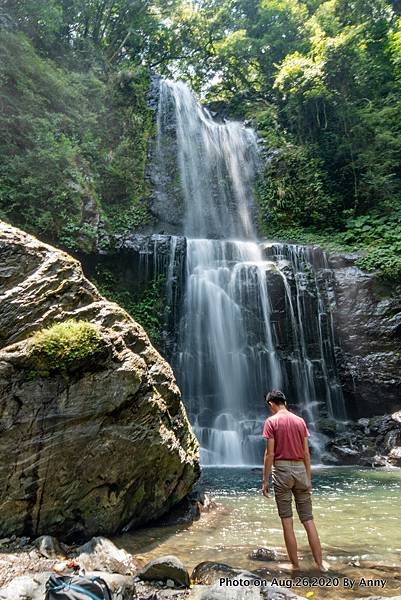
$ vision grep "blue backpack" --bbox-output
[45,574,112,600]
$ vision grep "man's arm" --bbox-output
[303,436,312,491]
[262,438,275,497]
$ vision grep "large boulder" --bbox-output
[0,221,200,540]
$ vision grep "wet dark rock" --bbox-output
[330,253,401,418]
[153,482,217,527]
[329,445,363,464]
[329,411,401,465]
[248,548,278,562]
[145,76,184,234]
[139,556,190,588]
[79,233,186,358]
[316,418,339,437]
[80,192,101,250]
[114,233,186,256]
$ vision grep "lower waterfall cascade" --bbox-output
[148,78,346,465]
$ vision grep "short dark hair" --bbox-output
[266,389,287,405]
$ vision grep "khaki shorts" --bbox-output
[272,460,313,522]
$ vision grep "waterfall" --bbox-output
[154,79,345,465]
[156,80,258,239]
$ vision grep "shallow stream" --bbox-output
[116,467,401,598]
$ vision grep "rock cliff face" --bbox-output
[329,253,401,419]
[0,221,200,541]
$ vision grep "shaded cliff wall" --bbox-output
[330,253,401,418]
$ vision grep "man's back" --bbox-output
[262,391,325,572]
[262,410,309,460]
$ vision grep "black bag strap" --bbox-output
[89,576,113,600]
[45,573,112,600]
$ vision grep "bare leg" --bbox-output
[281,517,300,569]
[302,518,326,570]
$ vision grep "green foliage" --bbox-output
[262,211,401,281]
[3,0,181,68]
[2,0,401,287]
[98,69,154,237]
[0,31,153,251]
[94,268,166,346]
[27,320,102,376]
[338,213,401,280]
[256,142,337,230]
[162,0,401,285]
[258,223,348,251]
[357,248,401,280]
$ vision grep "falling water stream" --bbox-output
[154,79,345,465]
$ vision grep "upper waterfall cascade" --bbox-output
[154,78,345,465]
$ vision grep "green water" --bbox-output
[117,467,401,598]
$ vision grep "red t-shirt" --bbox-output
[262,410,310,460]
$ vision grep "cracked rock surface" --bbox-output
[0,221,200,540]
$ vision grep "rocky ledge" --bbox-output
[0,221,200,540]
[327,411,401,467]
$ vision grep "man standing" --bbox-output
[262,389,326,571]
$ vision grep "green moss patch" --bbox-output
[27,319,103,376]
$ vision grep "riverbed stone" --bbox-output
[261,585,305,600]
[194,583,260,600]
[189,574,304,600]
[387,446,401,466]
[191,562,256,586]
[33,535,65,559]
[0,221,200,540]
[73,537,137,575]
[139,555,190,588]
[249,548,278,562]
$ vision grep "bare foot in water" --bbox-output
[316,560,330,572]
[276,562,300,572]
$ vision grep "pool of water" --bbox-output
[116,466,401,598]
